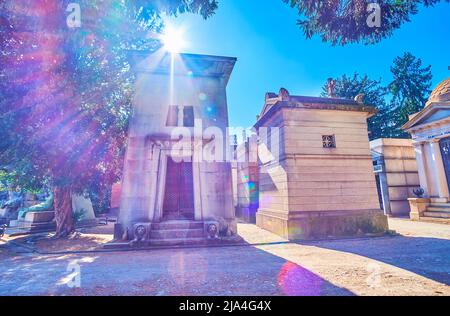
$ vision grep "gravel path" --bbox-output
[0,218,449,296]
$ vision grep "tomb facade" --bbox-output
[254,89,388,240]
[115,52,237,243]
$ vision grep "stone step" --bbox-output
[429,203,450,208]
[151,221,204,230]
[149,237,207,247]
[430,198,448,203]
[427,206,450,212]
[150,228,205,239]
[423,211,450,219]
[416,216,450,225]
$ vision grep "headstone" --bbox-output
[72,194,97,225]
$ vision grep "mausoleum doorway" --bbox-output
[162,157,195,221]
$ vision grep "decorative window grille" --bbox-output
[322,135,336,148]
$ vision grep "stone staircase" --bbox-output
[422,202,450,223]
[149,221,206,246]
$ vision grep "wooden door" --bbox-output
[162,157,195,220]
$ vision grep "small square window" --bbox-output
[322,135,336,148]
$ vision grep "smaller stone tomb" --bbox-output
[9,194,97,234]
[254,88,389,240]
[370,138,419,217]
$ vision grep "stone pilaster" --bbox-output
[413,142,430,197]
[430,140,450,200]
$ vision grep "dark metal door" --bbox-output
[439,137,450,193]
[162,158,195,220]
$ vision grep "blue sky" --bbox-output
[166,0,450,127]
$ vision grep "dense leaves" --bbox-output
[322,52,433,139]
[284,0,449,45]
[0,0,217,235]
[387,52,433,137]
[321,73,389,140]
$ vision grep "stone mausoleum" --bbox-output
[403,78,450,222]
[253,88,388,240]
[115,52,237,244]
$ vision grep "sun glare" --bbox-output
[161,26,186,53]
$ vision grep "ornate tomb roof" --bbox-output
[427,77,450,105]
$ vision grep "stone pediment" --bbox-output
[402,104,450,132]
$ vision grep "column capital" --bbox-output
[413,140,427,147]
[430,138,442,144]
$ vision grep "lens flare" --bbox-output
[278,262,323,296]
[161,26,186,53]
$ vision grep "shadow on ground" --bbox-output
[302,235,450,286]
[0,239,355,296]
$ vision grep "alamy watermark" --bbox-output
[367,3,382,28]
[64,2,381,29]
[366,262,382,288]
[166,119,280,164]
[65,260,81,288]
[66,3,81,28]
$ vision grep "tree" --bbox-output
[0,0,218,237]
[387,52,433,138]
[321,73,389,140]
[283,0,448,45]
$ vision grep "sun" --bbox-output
[161,26,186,53]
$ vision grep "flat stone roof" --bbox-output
[370,138,413,148]
[289,95,360,106]
[255,89,377,128]
[128,50,237,85]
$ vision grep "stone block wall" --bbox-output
[255,103,388,240]
[370,138,419,217]
[276,108,381,213]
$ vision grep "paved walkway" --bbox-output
[0,218,449,296]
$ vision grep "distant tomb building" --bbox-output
[235,135,259,223]
[115,52,237,244]
[370,139,419,217]
[253,88,388,240]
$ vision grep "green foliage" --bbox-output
[322,53,433,139]
[73,208,87,223]
[89,181,112,215]
[0,0,217,195]
[387,52,433,138]
[321,73,389,140]
[284,0,449,45]
[0,170,13,191]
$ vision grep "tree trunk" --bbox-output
[54,187,74,238]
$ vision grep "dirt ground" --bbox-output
[0,218,449,296]
[2,224,114,253]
